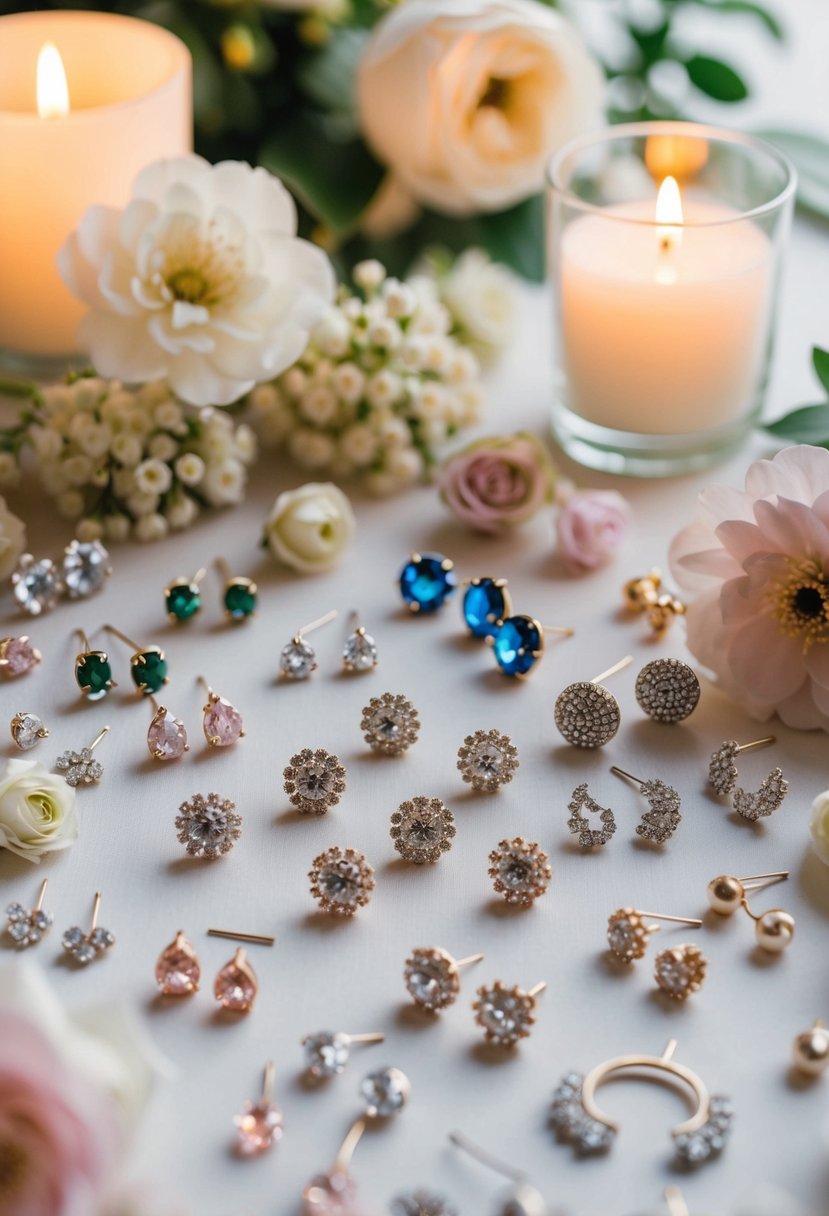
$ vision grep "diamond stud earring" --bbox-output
[473,979,546,1047]
[390,796,456,864]
[392,1190,459,1216]
[449,1130,546,1216]
[155,930,201,996]
[62,891,115,966]
[490,616,574,678]
[361,692,420,756]
[399,551,457,614]
[198,677,245,748]
[214,947,258,1012]
[279,609,338,681]
[792,1021,829,1078]
[302,1030,385,1079]
[284,748,346,814]
[635,658,700,723]
[146,696,189,761]
[234,1061,283,1156]
[342,610,378,673]
[708,736,788,821]
[554,656,633,748]
[74,629,115,701]
[488,837,551,906]
[215,557,257,622]
[308,845,375,916]
[360,1065,411,1117]
[462,576,511,639]
[5,878,53,949]
[567,784,616,848]
[403,946,484,1012]
[654,944,708,1000]
[105,624,169,696]
[12,554,62,615]
[10,711,49,751]
[0,635,42,678]
[706,869,795,954]
[457,728,519,791]
[611,766,682,844]
[164,566,206,623]
[606,908,702,963]
[56,725,110,787]
[62,540,112,600]
[175,792,242,859]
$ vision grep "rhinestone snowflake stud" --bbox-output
[654,944,708,1000]
[457,728,519,792]
[55,725,110,787]
[62,540,112,599]
[473,979,546,1047]
[359,1066,411,1117]
[234,1061,283,1156]
[342,614,378,673]
[0,636,42,678]
[62,892,115,966]
[390,796,456,864]
[567,784,616,848]
[606,907,702,963]
[175,792,242,859]
[12,554,62,616]
[403,946,484,1012]
[5,879,52,949]
[10,711,48,751]
[279,609,338,681]
[361,692,420,756]
[635,658,700,723]
[309,846,375,916]
[611,766,682,845]
[302,1030,384,1079]
[488,837,551,906]
[284,748,346,815]
[554,656,632,748]
[707,736,787,821]
[391,1191,458,1216]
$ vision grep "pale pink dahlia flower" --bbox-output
[669,445,829,731]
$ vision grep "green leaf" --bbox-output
[764,404,829,444]
[685,54,749,101]
[689,0,784,40]
[628,21,670,66]
[295,29,368,118]
[814,347,829,394]
[752,128,829,220]
[477,194,546,282]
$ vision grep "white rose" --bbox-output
[134,458,173,496]
[265,481,356,573]
[174,453,206,486]
[810,790,829,867]
[357,0,604,215]
[58,155,336,407]
[0,758,78,863]
[0,495,26,581]
[441,248,516,357]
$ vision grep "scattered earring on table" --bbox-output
[792,1020,829,1078]
[488,838,551,906]
[708,736,788,822]
[234,1061,283,1156]
[0,635,41,678]
[10,710,48,751]
[392,1189,458,1216]
[301,1029,385,1080]
[391,797,456,864]
[403,946,484,1012]
[284,748,346,814]
[155,931,201,996]
[62,891,115,966]
[164,566,206,623]
[12,543,111,616]
[146,696,189,762]
[567,784,616,848]
[214,947,258,1012]
[279,609,338,681]
[554,656,633,747]
[5,878,52,949]
[457,728,519,792]
[623,569,685,636]
[705,869,794,953]
[611,765,682,844]
[449,1130,546,1216]
[198,677,244,748]
[489,616,574,678]
[175,792,242,859]
[215,557,257,622]
[606,907,702,964]
[361,692,420,756]
[55,725,110,787]
[12,554,61,616]
[73,628,115,701]
[635,658,700,723]
[342,610,378,673]
[653,944,708,1000]
[399,551,457,614]
[104,624,169,696]
[473,978,546,1047]
[461,576,512,639]
[308,846,375,916]
[62,540,112,600]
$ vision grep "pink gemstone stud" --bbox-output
[234,1060,284,1157]
[155,930,201,996]
[303,1119,366,1215]
[147,698,189,761]
[214,947,258,1012]
[199,677,244,748]
[0,636,42,678]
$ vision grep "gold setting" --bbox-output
[390,796,456,863]
[308,846,375,916]
[472,979,546,1046]
[488,836,551,906]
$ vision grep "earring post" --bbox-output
[104,624,142,652]
[610,765,643,788]
[197,676,214,700]
[638,912,702,927]
[736,736,775,753]
[665,1186,690,1216]
[90,891,101,932]
[298,609,338,637]
[214,557,231,582]
[35,878,48,912]
[262,1060,275,1104]
[591,655,633,684]
[75,627,91,652]
[661,1039,679,1062]
[449,1130,525,1183]
[542,625,575,637]
[346,1033,385,1045]
[207,928,275,946]
[334,1118,366,1172]
[528,981,546,998]
[456,953,485,969]
[740,870,789,889]
[89,726,110,752]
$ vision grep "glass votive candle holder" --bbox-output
[547,121,796,477]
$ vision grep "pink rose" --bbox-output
[0,1011,119,1216]
[438,433,555,534]
[556,488,631,571]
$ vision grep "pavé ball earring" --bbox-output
[284,749,346,814]
[308,846,375,916]
[55,725,110,787]
[234,1061,283,1156]
[301,1029,385,1080]
[450,1130,546,1216]
[653,944,708,1000]
[390,797,456,864]
[5,878,53,949]
[708,736,788,822]
[567,784,616,849]
[792,1021,829,1078]
[62,892,115,967]
[104,624,169,696]
[403,947,484,1012]
[554,656,633,747]
[490,616,574,678]
[473,979,546,1047]
[10,711,49,751]
[164,567,206,623]
[705,869,794,953]
[0,635,42,678]
[457,728,519,792]
[606,908,702,964]
[635,658,700,723]
[198,677,245,748]
[214,947,258,1012]
[279,609,338,681]
[155,931,201,996]
[215,557,257,622]
[73,629,115,701]
[461,576,512,639]
[488,838,551,906]
[399,551,457,614]
[146,697,189,761]
[611,766,682,845]
[342,610,379,673]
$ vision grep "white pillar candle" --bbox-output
[0,11,191,363]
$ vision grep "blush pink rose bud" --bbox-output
[556,488,631,571]
[438,432,555,534]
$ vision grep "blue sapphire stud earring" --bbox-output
[462,577,511,639]
[490,616,573,678]
[399,552,457,614]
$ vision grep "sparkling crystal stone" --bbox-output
[303,1031,350,1078]
[131,649,168,695]
[8,921,30,943]
[655,953,690,994]
[63,540,110,599]
[166,581,201,622]
[342,629,378,672]
[399,553,457,613]
[148,709,189,760]
[12,556,62,615]
[635,657,701,723]
[404,950,458,1010]
[280,638,316,680]
[75,652,113,701]
[214,959,256,1010]
[492,615,542,677]
[1,637,40,676]
[462,578,507,638]
[89,927,115,950]
[554,682,621,748]
[75,942,96,964]
[156,936,200,995]
[302,1171,358,1215]
[5,902,26,922]
[203,697,244,746]
[478,990,522,1038]
[577,1119,614,1153]
[235,1101,284,1155]
[224,579,257,620]
[62,926,84,950]
[359,1067,409,1117]
[607,921,635,955]
[11,712,46,750]
[392,1190,458,1216]
[321,861,361,903]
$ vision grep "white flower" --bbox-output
[300,384,338,426]
[248,383,280,414]
[134,513,169,543]
[281,367,308,399]
[77,518,105,542]
[382,279,417,319]
[134,458,173,496]
[233,423,258,463]
[112,468,137,498]
[166,494,199,531]
[147,433,179,463]
[110,434,143,467]
[314,309,352,358]
[174,453,206,486]
[0,451,19,487]
[810,790,829,867]
[387,446,424,485]
[340,424,378,467]
[202,459,246,506]
[105,514,131,543]
[357,0,603,215]
[332,362,366,405]
[353,259,386,291]
[153,400,184,432]
[265,481,356,573]
[441,249,516,358]
[0,759,78,863]
[0,495,26,581]
[366,369,403,408]
[28,425,63,462]
[62,453,94,487]
[288,429,337,469]
[57,490,85,519]
[367,318,401,351]
[58,155,336,407]
[126,491,159,518]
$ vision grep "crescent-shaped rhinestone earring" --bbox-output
[554,656,633,747]
[611,766,682,844]
[707,736,788,821]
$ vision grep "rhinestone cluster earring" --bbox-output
[5,879,52,949]
[403,947,484,1012]
[611,766,682,845]
[708,736,788,822]
[554,656,632,747]
[473,979,546,1047]
[301,1030,385,1080]
[390,796,456,864]
[284,749,346,814]
[457,728,519,792]
[308,846,375,916]
[175,792,242,859]
[361,692,420,756]
[488,838,551,906]
[605,907,705,1000]
[55,725,110,787]
[62,892,115,967]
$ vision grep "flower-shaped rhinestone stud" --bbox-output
[403,946,484,1012]
[390,796,456,864]
[175,792,242,859]
[5,879,52,949]
[62,892,115,966]
[457,728,519,792]
[654,944,708,1000]
[308,846,375,916]
[473,979,546,1047]
[283,748,346,815]
[55,726,110,787]
[488,837,551,906]
[361,692,420,756]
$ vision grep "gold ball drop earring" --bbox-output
[792,1021,829,1078]
[706,869,794,952]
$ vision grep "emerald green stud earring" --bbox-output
[164,568,206,623]
[104,625,169,696]
[73,629,116,702]
[216,558,257,623]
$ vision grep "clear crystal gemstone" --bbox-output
[74,942,96,964]
[11,712,45,751]
[321,862,360,902]
[280,639,316,680]
[405,956,454,1008]
[343,629,378,672]
[359,1067,409,1117]
[5,903,26,921]
[89,927,114,950]
[62,927,84,949]
[12,557,62,616]
[479,990,521,1037]
[8,921,29,942]
[655,954,690,993]
[608,921,634,954]
[63,540,110,599]
[372,710,400,740]
[303,1031,350,1078]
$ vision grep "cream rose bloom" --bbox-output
[0,494,26,581]
[357,0,604,215]
[809,790,829,867]
[58,156,335,408]
[0,759,79,862]
[265,482,356,573]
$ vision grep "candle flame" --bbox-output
[656,176,684,227]
[655,176,683,283]
[36,43,69,119]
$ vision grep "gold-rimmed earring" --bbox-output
[55,725,110,787]
[61,892,115,966]
[473,979,546,1047]
[146,697,189,761]
[708,736,788,822]
[461,576,512,639]
[301,1030,385,1079]
[403,947,484,1012]
[705,869,794,953]
[342,610,378,673]
[284,749,346,814]
[215,557,258,622]
[611,766,682,844]
[5,878,52,949]
[488,838,551,906]
[489,616,574,678]
[457,728,519,792]
[653,944,708,1000]
[792,1021,829,1078]
[198,677,245,748]
[449,1130,546,1216]
[234,1061,283,1156]
[214,947,258,1012]
[175,792,242,859]
[390,796,456,864]
[10,711,49,751]
[279,609,338,681]
[624,569,685,636]
[164,566,206,623]
[308,846,375,916]
[606,908,702,963]
[155,930,201,996]
[73,628,115,702]
[104,624,169,696]
[554,656,633,747]
[0,635,42,678]
[360,692,420,756]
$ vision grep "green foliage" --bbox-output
[684,54,748,102]
[764,349,829,446]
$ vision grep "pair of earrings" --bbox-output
[6,885,115,966]
[155,928,274,1012]
[706,869,795,952]
[567,767,682,848]
[74,625,168,701]
[462,576,574,679]
[624,569,686,636]
[708,736,789,821]
[280,609,379,680]
[164,558,257,623]
[148,679,245,761]
[12,540,111,616]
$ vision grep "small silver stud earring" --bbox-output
[5,878,53,948]
[62,891,115,966]
[10,711,49,751]
[279,609,338,681]
[301,1029,385,1079]
[342,610,378,673]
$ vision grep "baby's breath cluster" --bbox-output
[248,260,485,495]
[16,376,257,543]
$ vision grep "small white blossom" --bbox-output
[147,433,179,463]
[0,452,19,487]
[387,446,424,485]
[134,458,173,496]
[28,425,63,462]
[174,453,206,486]
[104,514,131,542]
[134,512,168,543]
[382,279,416,319]
[233,424,258,463]
[56,490,85,519]
[366,370,402,409]
[281,367,308,399]
[62,454,93,487]
[112,468,137,498]
[126,491,160,518]
[110,433,143,467]
[340,424,378,467]
[76,517,104,542]
[353,259,386,291]
[314,310,352,358]
[300,385,338,426]
[289,429,336,469]
[367,318,401,351]
[248,383,280,414]
[332,362,365,405]
[202,459,246,506]
[166,494,199,530]
[153,400,184,431]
